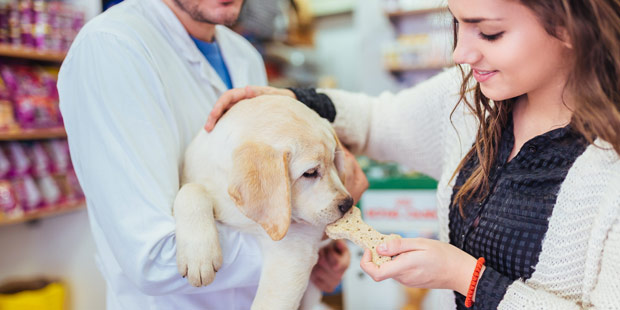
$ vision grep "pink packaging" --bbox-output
[66,169,83,199]
[45,139,70,173]
[0,64,62,129]
[0,145,11,178]
[0,2,8,43]
[12,175,42,212]
[28,142,52,177]
[7,0,20,47]
[5,142,31,178]
[14,94,60,129]
[0,180,20,217]
[19,0,35,48]
[36,174,61,206]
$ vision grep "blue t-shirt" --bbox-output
[191,36,233,89]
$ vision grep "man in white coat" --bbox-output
[57,0,350,308]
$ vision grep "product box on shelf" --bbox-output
[0,139,83,220]
[0,63,62,131]
[341,157,442,310]
[0,0,84,52]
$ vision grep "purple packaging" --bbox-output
[28,142,52,177]
[5,142,31,178]
[12,175,43,211]
[7,1,20,46]
[36,174,61,206]
[47,1,62,51]
[19,0,35,48]
[0,180,20,216]
[32,0,48,49]
[45,139,70,173]
[0,145,11,179]
[0,65,18,98]
[0,3,8,43]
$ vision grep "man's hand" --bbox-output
[205,86,296,132]
[342,147,369,204]
[310,240,351,293]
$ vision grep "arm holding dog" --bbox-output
[311,239,350,293]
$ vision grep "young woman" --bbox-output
[206,0,620,308]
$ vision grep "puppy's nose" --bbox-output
[338,197,354,214]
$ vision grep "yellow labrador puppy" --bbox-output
[173,95,353,310]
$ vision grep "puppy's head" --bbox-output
[227,96,352,241]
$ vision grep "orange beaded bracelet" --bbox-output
[465,257,486,308]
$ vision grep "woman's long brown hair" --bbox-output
[451,0,620,216]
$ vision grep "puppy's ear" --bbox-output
[334,135,347,185]
[228,142,291,241]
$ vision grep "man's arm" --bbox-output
[58,31,261,295]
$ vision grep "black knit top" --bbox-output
[449,114,587,309]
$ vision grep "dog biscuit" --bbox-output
[326,207,401,266]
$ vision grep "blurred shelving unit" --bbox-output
[0,2,96,310]
[0,126,82,225]
[381,2,453,86]
[0,44,66,63]
[0,199,85,226]
[0,128,67,141]
[386,63,450,73]
[0,11,84,227]
[385,6,449,19]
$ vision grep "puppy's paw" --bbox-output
[176,232,223,287]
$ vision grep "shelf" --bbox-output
[0,199,86,226]
[386,63,451,72]
[386,7,449,18]
[0,44,66,62]
[368,175,438,190]
[0,127,67,141]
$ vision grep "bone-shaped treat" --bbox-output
[326,207,401,266]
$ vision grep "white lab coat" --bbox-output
[57,0,267,308]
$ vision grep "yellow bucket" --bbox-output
[0,281,66,310]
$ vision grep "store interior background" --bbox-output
[0,0,452,309]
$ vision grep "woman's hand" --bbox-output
[360,238,480,296]
[310,239,351,293]
[342,147,368,204]
[204,86,296,132]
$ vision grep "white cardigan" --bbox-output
[321,67,620,309]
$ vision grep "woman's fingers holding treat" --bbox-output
[360,241,429,284]
[360,238,478,294]
[205,86,297,132]
[361,249,400,282]
[376,237,424,257]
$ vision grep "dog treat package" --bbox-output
[28,142,52,177]
[0,180,20,217]
[0,65,62,130]
[44,139,71,173]
[0,147,10,179]
[36,175,62,206]
[5,142,31,178]
[326,207,401,266]
[11,175,43,212]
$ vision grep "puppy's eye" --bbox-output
[303,169,319,178]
